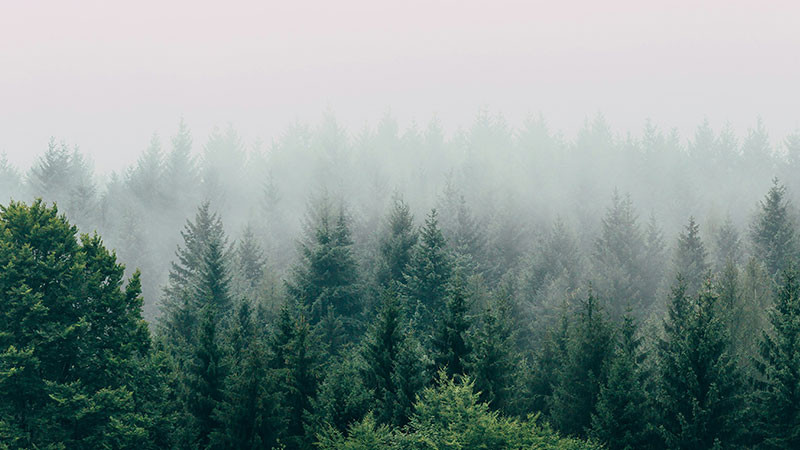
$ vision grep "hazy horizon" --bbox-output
[3,0,800,173]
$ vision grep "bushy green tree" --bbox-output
[432,276,472,379]
[376,196,418,290]
[0,200,168,448]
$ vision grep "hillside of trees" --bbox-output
[3,113,800,448]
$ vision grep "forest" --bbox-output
[2,112,800,449]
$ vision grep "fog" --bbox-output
[2,1,800,173]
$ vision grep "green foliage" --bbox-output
[589,314,656,449]
[376,196,418,290]
[674,216,710,296]
[550,292,615,438]
[287,197,363,343]
[0,200,169,448]
[403,209,453,329]
[431,275,472,379]
[657,278,743,449]
[754,268,800,448]
[751,178,797,279]
[470,295,516,413]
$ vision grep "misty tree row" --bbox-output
[2,174,800,448]
[0,113,797,321]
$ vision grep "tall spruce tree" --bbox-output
[657,278,743,449]
[286,197,362,341]
[674,216,710,296]
[589,314,655,449]
[360,291,427,426]
[469,296,516,413]
[376,196,418,290]
[403,208,453,329]
[755,268,800,448]
[550,292,615,438]
[432,276,473,380]
[751,179,797,280]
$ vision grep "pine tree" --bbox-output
[212,301,283,449]
[286,197,363,340]
[376,196,418,290]
[589,314,655,449]
[160,202,231,360]
[674,216,710,296]
[182,305,225,448]
[360,292,427,427]
[657,278,743,449]
[432,276,472,380]
[713,217,742,271]
[268,301,320,449]
[592,191,648,317]
[469,296,516,413]
[751,178,797,279]
[754,268,800,448]
[403,209,453,329]
[550,292,615,438]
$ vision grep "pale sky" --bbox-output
[2,0,799,173]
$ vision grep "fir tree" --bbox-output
[751,178,797,279]
[376,196,418,290]
[469,296,516,413]
[403,208,453,329]
[431,276,472,380]
[755,268,800,448]
[550,292,615,438]
[657,278,743,449]
[589,314,655,449]
[674,216,710,296]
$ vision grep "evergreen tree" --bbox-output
[470,296,516,413]
[657,278,743,449]
[0,200,167,448]
[754,268,800,448]
[376,196,418,290]
[268,301,320,449]
[403,208,453,328]
[589,314,655,449]
[592,191,648,317]
[360,292,427,427]
[713,217,742,271]
[182,306,225,448]
[286,197,362,341]
[431,276,473,380]
[550,292,615,438]
[751,178,797,279]
[160,202,231,361]
[212,301,284,449]
[674,216,710,296]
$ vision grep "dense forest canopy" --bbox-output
[2,113,800,448]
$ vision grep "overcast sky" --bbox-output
[2,0,799,173]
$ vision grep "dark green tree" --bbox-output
[674,216,710,296]
[589,314,655,449]
[657,278,743,449]
[0,200,167,448]
[403,209,453,328]
[469,296,516,413]
[751,179,797,279]
[376,196,418,290]
[431,276,473,380]
[286,197,362,341]
[550,292,615,438]
[754,268,800,448]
